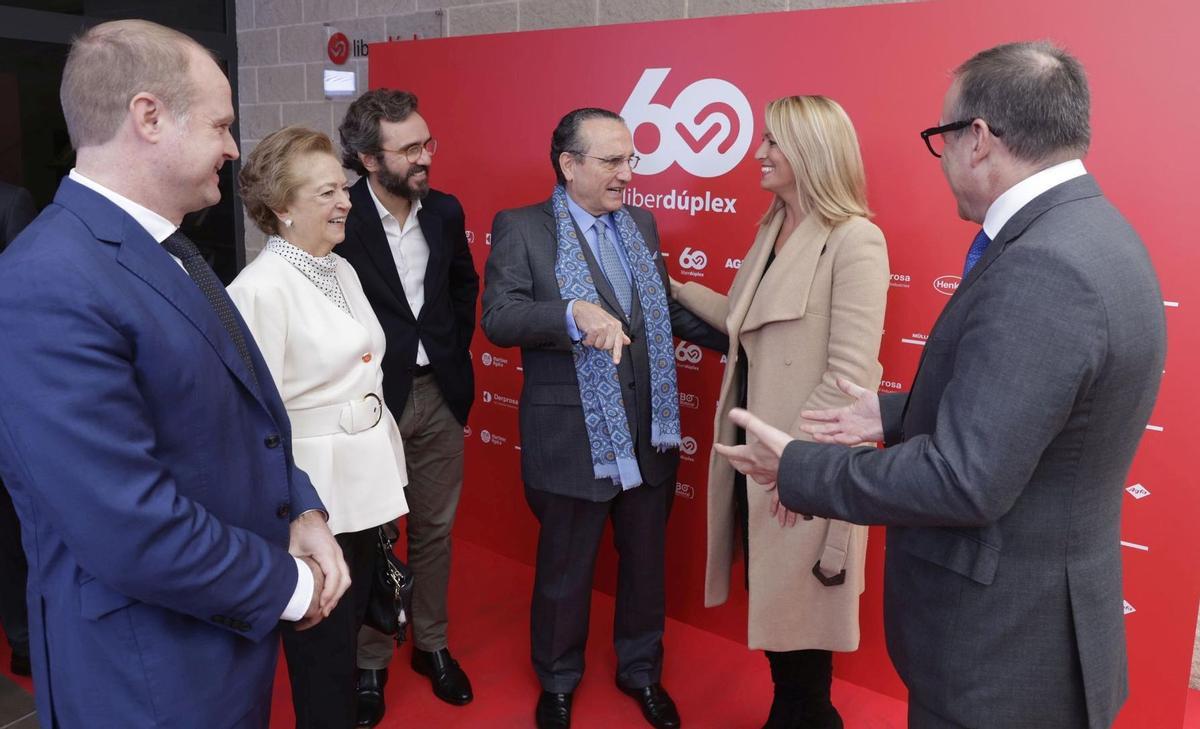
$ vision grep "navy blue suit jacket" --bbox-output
[0,179,323,728]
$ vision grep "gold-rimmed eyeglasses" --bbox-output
[378,138,438,163]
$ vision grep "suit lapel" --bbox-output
[348,178,415,321]
[55,181,269,408]
[739,212,830,335]
[417,203,443,319]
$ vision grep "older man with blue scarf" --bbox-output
[483,107,726,729]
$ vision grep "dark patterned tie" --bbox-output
[161,230,259,389]
[963,228,992,277]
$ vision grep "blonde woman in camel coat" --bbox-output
[672,96,888,729]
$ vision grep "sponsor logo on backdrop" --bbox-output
[479,429,509,447]
[890,273,911,288]
[725,258,742,269]
[1126,483,1151,499]
[622,68,753,178]
[675,482,696,499]
[481,389,518,409]
[679,391,701,410]
[674,342,702,370]
[483,352,511,368]
[480,352,491,366]
[463,425,472,438]
[1123,600,1136,616]
[933,275,961,296]
[900,332,929,347]
[677,247,708,277]
[466,230,475,244]
[680,436,699,462]
[880,379,904,391]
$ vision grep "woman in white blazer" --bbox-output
[229,126,409,729]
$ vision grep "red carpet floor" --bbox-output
[4,539,1200,727]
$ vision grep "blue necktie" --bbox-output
[963,228,992,277]
[595,220,632,315]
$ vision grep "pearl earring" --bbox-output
[284,218,293,228]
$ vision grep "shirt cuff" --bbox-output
[280,556,314,622]
[565,299,582,342]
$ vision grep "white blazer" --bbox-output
[229,248,408,535]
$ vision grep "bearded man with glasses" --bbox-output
[336,89,480,727]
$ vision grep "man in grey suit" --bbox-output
[482,108,724,729]
[718,42,1166,728]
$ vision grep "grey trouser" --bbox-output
[357,373,465,667]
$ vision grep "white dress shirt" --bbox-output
[983,159,1087,239]
[68,169,315,622]
[367,179,431,365]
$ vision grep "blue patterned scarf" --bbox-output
[551,185,680,489]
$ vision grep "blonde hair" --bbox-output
[760,96,871,226]
[239,126,337,236]
[61,19,208,149]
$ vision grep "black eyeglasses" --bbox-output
[919,119,1003,158]
[378,138,438,163]
[572,152,641,172]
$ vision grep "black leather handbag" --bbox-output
[363,526,415,644]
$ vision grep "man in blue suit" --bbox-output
[0,20,349,728]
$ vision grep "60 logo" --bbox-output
[620,68,754,178]
[675,341,703,365]
[678,247,708,271]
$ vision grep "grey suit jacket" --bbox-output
[776,175,1165,728]
[482,199,725,502]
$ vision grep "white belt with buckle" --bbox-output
[289,393,383,438]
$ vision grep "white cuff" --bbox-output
[280,556,314,622]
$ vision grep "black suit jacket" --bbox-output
[482,199,726,502]
[0,182,37,252]
[339,178,480,424]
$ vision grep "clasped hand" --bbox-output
[290,511,351,631]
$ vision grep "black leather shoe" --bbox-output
[535,691,573,729]
[9,651,30,677]
[619,682,681,729]
[411,647,473,705]
[354,668,387,728]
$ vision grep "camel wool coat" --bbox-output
[676,209,888,651]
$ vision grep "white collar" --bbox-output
[68,168,178,243]
[366,177,422,227]
[982,159,1087,240]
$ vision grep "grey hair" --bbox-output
[952,40,1091,163]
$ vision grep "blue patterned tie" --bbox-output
[595,220,632,315]
[963,228,992,277]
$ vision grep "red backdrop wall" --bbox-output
[370,0,1200,725]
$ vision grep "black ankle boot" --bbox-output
[764,650,843,729]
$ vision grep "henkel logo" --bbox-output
[680,436,698,456]
[674,341,702,365]
[327,32,350,65]
[621,68,754,178]
[675,482,695,499]
[933,275,961,296]
[678,247,708,271]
